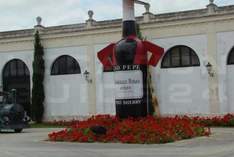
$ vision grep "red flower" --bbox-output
[48,114,213,144]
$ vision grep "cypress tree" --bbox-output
[32,31,45,123]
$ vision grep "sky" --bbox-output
[0,0,234,32]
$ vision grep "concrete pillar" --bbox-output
[86,36,97,115]
[207,22,220,114]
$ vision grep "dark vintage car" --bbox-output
[0,89,30,133]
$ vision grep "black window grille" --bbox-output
[3,59,29,78]
[161,46,200,68]
[227,48,234,65]
[51,55,81,75]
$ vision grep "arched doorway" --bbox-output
[2,59,31,115]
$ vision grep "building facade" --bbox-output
[0,1,234,120]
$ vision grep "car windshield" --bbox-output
[0,104,13,112]
[3,104,13,110]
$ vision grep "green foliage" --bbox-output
[32,31,45,123]
[136,23,144,40]
[136,23,154,115]
[83,128,91,135]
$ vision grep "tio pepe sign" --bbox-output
[114,65,143,105]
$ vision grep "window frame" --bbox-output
[51,55,81,75]
[161,45,200,69]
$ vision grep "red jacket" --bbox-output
[97,36,164,69]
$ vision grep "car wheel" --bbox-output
[14,129,23,133]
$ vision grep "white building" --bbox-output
[0,1,234,121]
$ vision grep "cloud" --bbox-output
[0,0,85,31]
[147,0,207,13]
[0,0,233,32]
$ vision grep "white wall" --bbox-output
[94,44,115,115]
[44,46,89,119]
[103,72,115,114]
[217,31,234,113]
[152,35,210,114]
[227,66,234,112]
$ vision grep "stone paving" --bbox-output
[0,128,234,157]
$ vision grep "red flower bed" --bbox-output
[48,115,210,144]
[46,114,234,127]
[193,114,234,127]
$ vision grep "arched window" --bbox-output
[51,55,81,75]
[161,46,200,68]
[3,59,29,78]
[227,47,234,65]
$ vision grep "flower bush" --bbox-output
[193,114,234,127]
[48,115,210,144]
[46,114,234,127]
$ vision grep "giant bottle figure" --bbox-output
[98,0,164,118]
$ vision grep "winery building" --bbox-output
[0,1,234,120]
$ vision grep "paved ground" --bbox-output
[0,128,234,157]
